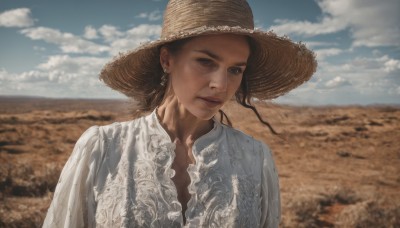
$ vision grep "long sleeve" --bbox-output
[43,126,101,228]
[260,142,281,228]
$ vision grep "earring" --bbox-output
[160,68,168,87]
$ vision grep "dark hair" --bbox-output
[137,36,278,135]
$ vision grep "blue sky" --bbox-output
[0,0,399,105]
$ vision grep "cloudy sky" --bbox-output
[1,0,399,105]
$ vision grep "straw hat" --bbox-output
[100,0,317,108]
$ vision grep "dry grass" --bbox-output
[0,97,399,227]
[336,199,400,227]
[280,186,400,227]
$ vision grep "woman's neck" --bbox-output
[156,95,213,146]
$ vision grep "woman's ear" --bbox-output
[159,47,171,71]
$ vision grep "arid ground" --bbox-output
[0,96,399,227]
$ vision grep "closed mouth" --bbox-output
[200,97,223,104]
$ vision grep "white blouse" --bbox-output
[43,110,280,228]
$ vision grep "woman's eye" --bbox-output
[197,58,214,66]
[229,67,244,75]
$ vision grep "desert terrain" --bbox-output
[0,96,399,227]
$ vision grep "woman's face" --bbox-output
[160,34,250,120]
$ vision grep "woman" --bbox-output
[43,0,316,227]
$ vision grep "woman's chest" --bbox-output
[93,139,263,227]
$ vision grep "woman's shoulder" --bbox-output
[220,124,267,148]
[71,117,146,160]
[100,117,140,130]
[96,115,148,137]
[218,124,273,163]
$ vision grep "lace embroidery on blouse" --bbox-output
[43,110,281,228]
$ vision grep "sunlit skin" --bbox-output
[158,33,250,145]
[157,34,250,221]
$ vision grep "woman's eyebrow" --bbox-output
[194,49,247,66]
[194,49,221,60]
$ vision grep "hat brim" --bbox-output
[100,26,317,101]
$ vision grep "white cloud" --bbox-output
[324,76,351,88]
[314,48,344,60]
[270,0,400,47]
[0,8,35,28]
[33,46,46,51]
[3,55,107,84]
[341,55,400,73]
[0,55,120,98]
[305,41,339,48]
[276,54,400,105]
[0,23,159,98]
[98,24,161,51]
[136,10,162,21]
[17,70,51,82]
[149,11,161,21]
[37,55,107,75]
[126,24,161,37]
[325,55,400,99]
[99,25,124,42]
[109,24,161,55]
[383,57,400,73]
[18,23,162,56]
[0,68,12,80]
[83,25,99,39]
[20,26,109,54]
[136,13,147,19]
[271,17,347,36]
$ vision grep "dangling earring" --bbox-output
[160,68,168,87]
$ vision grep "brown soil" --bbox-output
[0,97,399,227]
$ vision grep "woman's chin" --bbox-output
[188,107,219,121]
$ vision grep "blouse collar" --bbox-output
[147,109,222,156]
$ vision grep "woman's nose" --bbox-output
[209,69,228,92]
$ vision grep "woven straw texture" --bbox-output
[100,0,317,103]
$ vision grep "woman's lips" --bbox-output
[199,96,223,107]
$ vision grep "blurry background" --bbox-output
[0,0,399,227]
